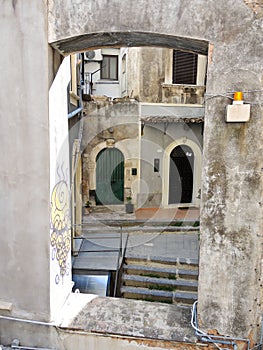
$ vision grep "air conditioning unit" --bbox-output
[84,49,103,61]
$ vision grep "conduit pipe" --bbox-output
[259,312,263,350]
[0,315,54,327]
[0,317,56,349]
[68,93,83,119]
[67,105,83,119]
[11,347,54,350]
[191,301,251,350]
[11,344,54,350]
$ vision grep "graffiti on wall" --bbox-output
[50,177,71,284]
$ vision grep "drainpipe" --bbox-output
[67,102,83,119]
[68,106,83,119]
[259,312,263,350]
[68,54,84,120]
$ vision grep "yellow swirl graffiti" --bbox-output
[50,181,71,279]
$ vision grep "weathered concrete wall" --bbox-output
[0,1,50,321]
[81,101,140,205]
[0,319,207,350]
[162,85,205,105]
[126,47,166,102]
[48,0,263,341]
[125,47,206,104]
[0,294,205,350]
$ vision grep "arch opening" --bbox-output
[50,31,208,56]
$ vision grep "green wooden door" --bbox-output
[96,148,124,205]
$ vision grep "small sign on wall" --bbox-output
[132,168,137,176]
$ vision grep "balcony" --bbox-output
[162,83,205,105]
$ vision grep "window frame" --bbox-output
[100,55,119,81]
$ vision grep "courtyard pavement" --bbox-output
[74,205,200,272]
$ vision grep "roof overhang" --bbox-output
[140,104,204,124]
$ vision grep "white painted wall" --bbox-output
[0,0,50,321]
[49,56,73,321]
[84,48,122,98]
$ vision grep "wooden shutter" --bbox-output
[173,50,197,85]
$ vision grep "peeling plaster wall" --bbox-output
[48,0,263,341]
[126,47,166,103]
[0,318,208,350]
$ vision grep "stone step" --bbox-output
[125,255,199,269]
[82,219,199,228]
[122,274,198,292]
[124,263,199,280]
[121,286,197,305]
[81,221,200,235]
[81,226,199,235]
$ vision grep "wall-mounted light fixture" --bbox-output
[226,91,250,122]
[141,122,145,136]
[154,158,160,172]
[164,122,168,135]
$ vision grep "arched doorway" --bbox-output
[95,148,124,205]
[169,145,194,204]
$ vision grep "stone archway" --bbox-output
[83,139,134,205]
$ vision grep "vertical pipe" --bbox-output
[259,312,263,350]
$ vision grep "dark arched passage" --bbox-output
[169,145,194,204]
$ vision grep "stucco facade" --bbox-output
[0,0,263,348]
[81,100,140,206]
[82,46,205,210]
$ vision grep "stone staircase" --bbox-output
[80,208,199,305]
[120,255,198,306]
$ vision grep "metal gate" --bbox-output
[96,148,124,205]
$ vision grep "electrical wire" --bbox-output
[204,89,263,105]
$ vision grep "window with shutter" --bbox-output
[173,50,198,85]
